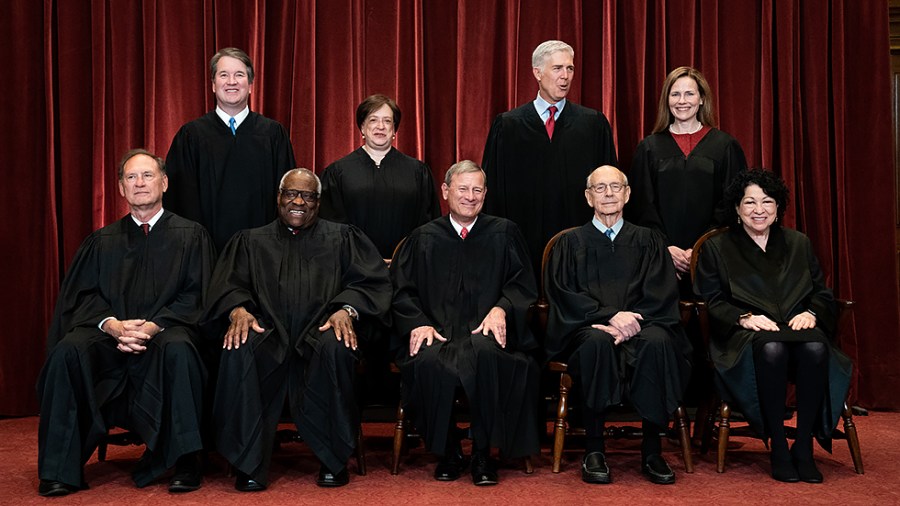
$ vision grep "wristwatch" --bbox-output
[342,304,359,320]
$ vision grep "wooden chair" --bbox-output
[388,238,534,475]
[690,227,863,474]
[535,228,694,474]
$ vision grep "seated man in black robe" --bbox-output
[391,160,540,486]
[545,165,691,485]
[207,168,392,490]
[37,149,215,496]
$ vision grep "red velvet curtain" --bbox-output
[3,0,898,415]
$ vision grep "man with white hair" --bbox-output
[482,40,617,275]
[206,168,391,490]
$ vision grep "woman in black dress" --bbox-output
[694,169,852,483]
[628,67,747,288]
[320,94,440,258]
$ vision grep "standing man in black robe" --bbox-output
[37,149,215,496]
[545,165,691,485]
[207,168,391,491]
[482,39,617,275]
[391,160,540,487]
[165,47,296,252]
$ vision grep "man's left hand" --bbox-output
[472,306,507,348]
[320,309,358,350]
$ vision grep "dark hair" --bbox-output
[118,148,165,179]
[723,168,789,222]
[652,66,717,134]
[209,47,255,84]
[356,94,401,131]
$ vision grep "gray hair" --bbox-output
[444,160,486,186]
[586,165,629,187]
[532,40,574,68]
[118,148,165,180]
[280,168,322,194]
[210,47,255,83]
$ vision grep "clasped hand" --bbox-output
[591,311,643,345]
[103,318,161,354]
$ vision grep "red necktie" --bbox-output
[460,227,468,239]
[141,223,150,236]
[545,105,557,139]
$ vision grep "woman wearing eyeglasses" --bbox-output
[627,67,747,290]
[319,94,440,259]
[693,169,851,483]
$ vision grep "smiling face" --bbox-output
[442,170,486,226]
[277,171,320,230]
[584,165,630,222]
[360,103,396,151]
[533,50,575,104]
[118,154,168,212]
[668,76,702,124]
[737,184,777,235]
[211,55,252,114]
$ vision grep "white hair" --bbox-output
[532,40,574,68]
[279,168,322,194]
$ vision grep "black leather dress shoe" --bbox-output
[434,448,468,481]
[770,454,800,483]
[581,452,611,484]
[234,471,266,492]
[316,465,349,487]
[168,452,203,493]
[642,454,675,485]
[792,447,823,483]
[470,453,498,486]
[38,479,81,497]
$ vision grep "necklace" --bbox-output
[669,122,703,135]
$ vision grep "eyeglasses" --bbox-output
[280,189,320,202]
[588,182,626,194]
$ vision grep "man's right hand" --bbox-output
[103,318,153,354]
[224,306,265,350]
[409,325,446,356]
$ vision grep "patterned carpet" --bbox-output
[1,413,895,505]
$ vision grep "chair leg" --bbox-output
[524,455,534,474]
[842,402,864,474]
[674,405,694,473]
[391,401,406,475]
[98,440,108,462]
[551,373,572,473]
[716,402,731,473]
[355,424,367,476]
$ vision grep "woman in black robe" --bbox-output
[319,94,440,259]
[694,169,852,483]
[627,66,747,290]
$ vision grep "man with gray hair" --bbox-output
[391,160,540,486]
[482,39,617,276]
[165,47,296,252]
[206,168,392,490]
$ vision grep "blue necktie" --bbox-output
[229,117,236,136]
[605,228,614,241]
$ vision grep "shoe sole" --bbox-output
[643,471,676,485]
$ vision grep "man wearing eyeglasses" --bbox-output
[544,165,691,486]
[205,168,391,490]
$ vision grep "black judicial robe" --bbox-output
[626,129,746,249]
[545,222,691,426]
[320,147,440,258]
[694,226,852,445]
[482,101,617,272]
[164,111,296,251]
[390,215,540,457]
[205,219,391,482]
[38,211,215,487]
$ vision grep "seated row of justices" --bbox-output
[37,152,688,495]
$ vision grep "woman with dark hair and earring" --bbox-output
[694,168,852,483]
[627,66,747,292]
[319,94,440,258]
